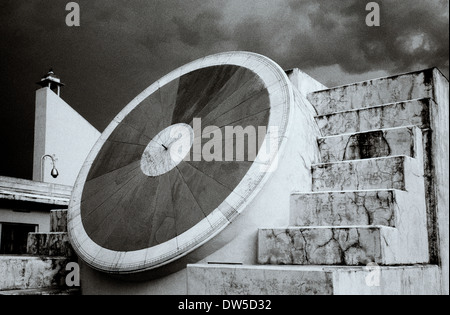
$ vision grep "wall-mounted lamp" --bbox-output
[41,154,59,181]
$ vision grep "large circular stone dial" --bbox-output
[68,52,292,274]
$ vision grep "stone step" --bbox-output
[312,156,422,192]
[0,287,80,295]
[318,126,421,163]
[258,226,429,266]
[307,68,433,116]
[50,209,68,233]
[27,232,74,257]
[290,190,401,227]
[187,264,441,295]
[0,256,76,291]
[316,98,431,137]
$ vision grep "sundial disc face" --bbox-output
[68,52,293,274]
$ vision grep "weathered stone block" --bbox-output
[187,264,333,295]
[318,126,420,163]
[258,222,429,266]
[312,156,420,192]
[27,232,74,257]
[307,69,433,116]
[290,190,396,227]
[50,209,68,233]
[258,225,429,266]
[0,256,74,291]
[258,227,384,266]
[289,187,429,264]
[187,264,441,295]
[316,98,431,137]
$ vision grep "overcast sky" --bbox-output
[1,0,448,179]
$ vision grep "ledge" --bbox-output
[0,176,72,206]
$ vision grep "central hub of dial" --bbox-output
[141,123,194,177]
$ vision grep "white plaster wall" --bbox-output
[33,88,100,186]
[286,68,327,97]
[0,208,49,233]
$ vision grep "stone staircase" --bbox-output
[0,210,79,295]
[187,68,448,295]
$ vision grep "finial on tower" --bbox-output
[36,68,65,96]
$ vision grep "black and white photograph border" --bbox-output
[0,0,448,297]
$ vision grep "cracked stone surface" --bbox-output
[258,227,384,266]
[50,210,68,233]
[265,171,428,266]
[27,233,74,257]
[305,152,429,266]
[187,265,334,295]
[318,126,419,163]
[316,98,431,137]
[0,256,73,291]
[187,264,441,295]
[307,69,433,116]
[290,190,396,227]
[312,156,411,192]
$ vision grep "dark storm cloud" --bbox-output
[0,0,448,178]
[173,10,230,47]
[226,0,449,77]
